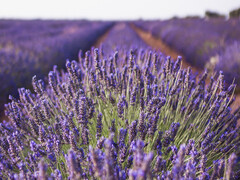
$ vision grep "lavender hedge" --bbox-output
[0,20,114,116]
[100,22,148,53]
[215,42,240,88]
[0,46,239,179]
[96,22,152,69]
[134,18,240,85]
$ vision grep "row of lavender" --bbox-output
[0,22,239,179]
[134,18,240,86]
[0,20,114,116]
[97,22,152,69]
[99,22,149,54]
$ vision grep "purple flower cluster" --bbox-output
[134,18,240,85]
[215,42,240,86]
[0,20,113,116]
[0,45,239,179]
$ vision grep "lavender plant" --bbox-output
[100,22,148,55]
[0,20,113,116]
[134,18,240,69]
[215,42,240,88]
[0,47,240,179]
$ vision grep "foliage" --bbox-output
[215,42,240,87]
[0,20,113,115]
[134,19,240,66]
[0,46,239,179]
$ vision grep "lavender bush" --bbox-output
[0,47,240,179]
[0,20,113,116]
[100,23,148,54]
[134,18,240,69]
[97,22,153,70]
[215,42,240,89]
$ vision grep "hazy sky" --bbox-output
[0,0,239,20]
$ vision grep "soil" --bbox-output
[94,25,114,47]
[234,95,240,111]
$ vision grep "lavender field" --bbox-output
[134,17,240,86]
[0,19,239,179]
[0,20,113,116]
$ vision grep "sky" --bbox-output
[0,0,239,20]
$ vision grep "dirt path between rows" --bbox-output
[94,24,114,48]
[233,95,240,111]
